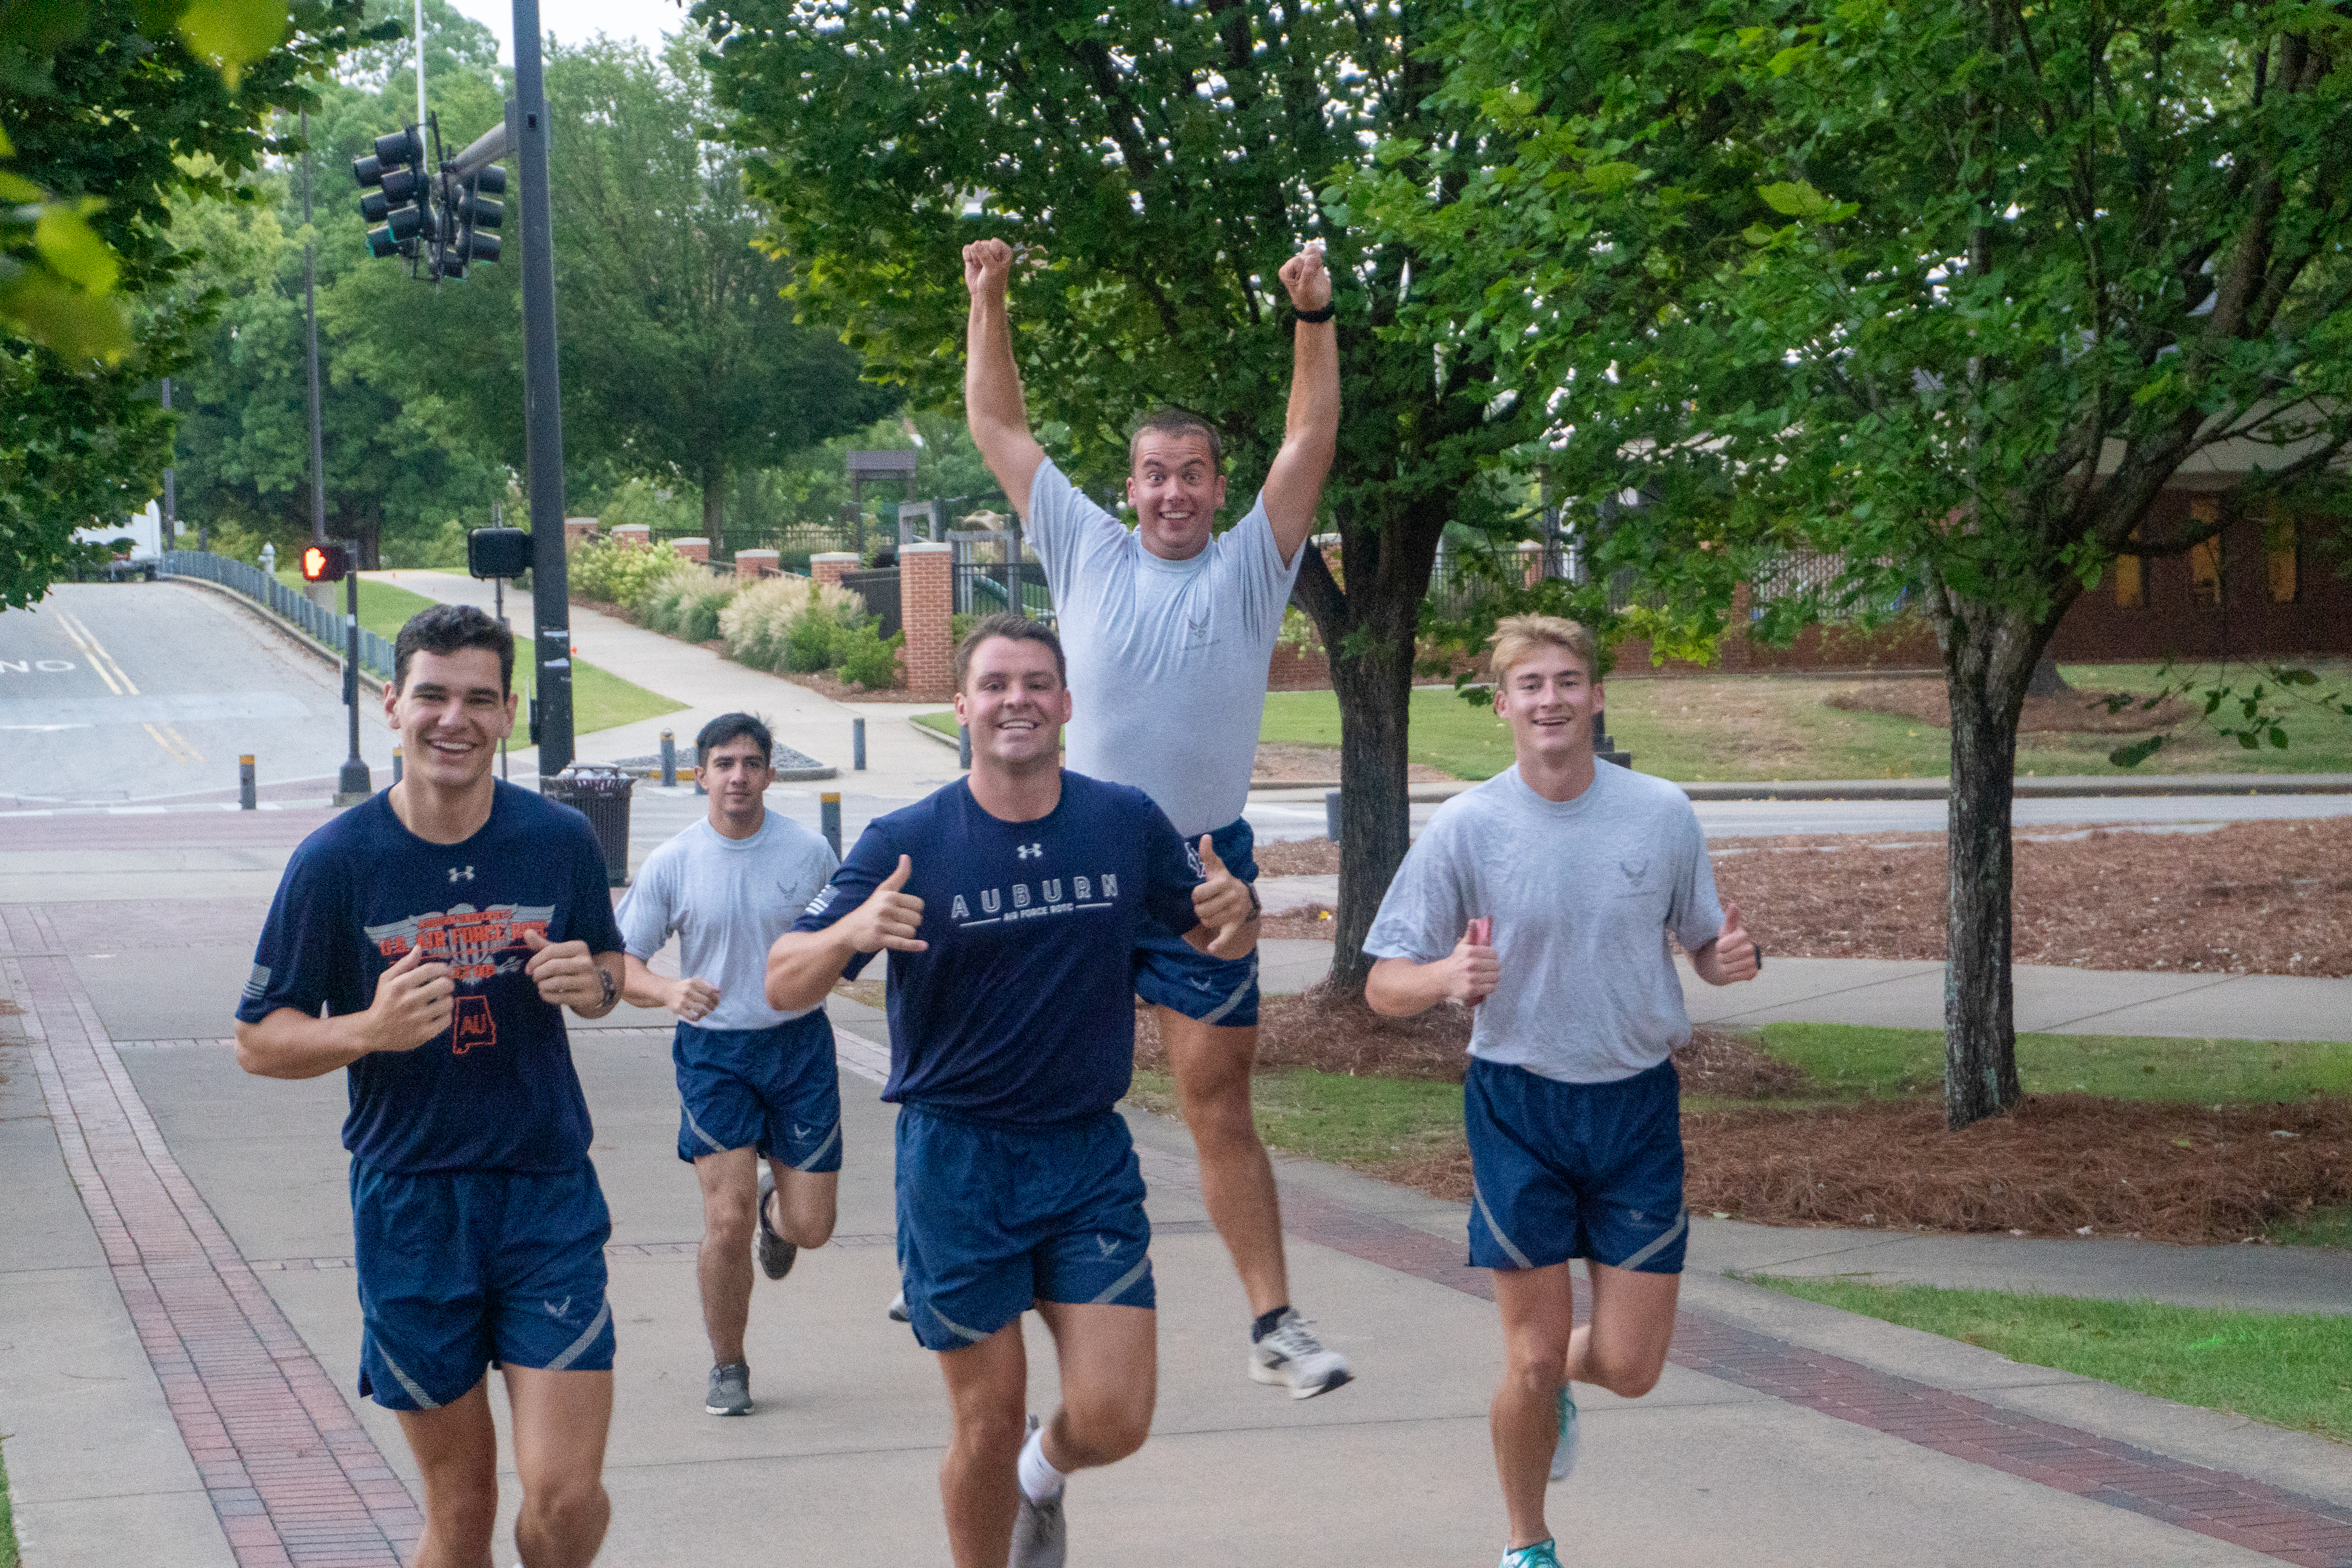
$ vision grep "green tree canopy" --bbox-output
[699,0,1544,991]
[1353,0,2352,1124]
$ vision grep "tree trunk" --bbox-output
[702,477,726,544]
[1942,610,2042,1129]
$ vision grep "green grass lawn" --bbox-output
[1,1437,16,1568]
[1742,1277,2352,1444]
[1252,660,2352,782]
[278,573,683,737]
[1129,1067,1465,1170]
[1753,1022,2352,1105]
[2270,1205,2352,1249]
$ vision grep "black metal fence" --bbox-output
[838,567,902,639]
[949,529,1054,626]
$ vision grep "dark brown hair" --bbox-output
[1127,408,1224,474]
[954,612,1066,690]
[394,603,515,695]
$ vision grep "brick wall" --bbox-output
[610,524,651,550]
[735,548,779,581]
[563,519,599,546]
[671,537,709,564]
[900,543,953,700]
[809,551,859,592]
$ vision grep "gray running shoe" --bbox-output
[887,1288,910,1322]
[755,1167,797,1281]
[705,1360,751,1417]
[1009,1415,1067,1568]
[1248,1308,1353,1398]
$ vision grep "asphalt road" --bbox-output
[0,582,393,810]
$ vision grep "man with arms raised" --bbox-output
[617,712,840,1419]
[1362,615,1760,1568]
[768,613,1256,1568]
[962,234,1351,1396]
[236,604,626,1568]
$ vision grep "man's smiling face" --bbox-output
[386,646,515,791]
[1494,643,1601,769]
[953,635,1071,774]
[1126,429,1228,562]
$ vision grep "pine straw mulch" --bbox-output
[1248,817,2352,975]
[1136,991,2352,1244]
[1825,677,2194,733]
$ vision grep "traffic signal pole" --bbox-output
[512,0,572,776]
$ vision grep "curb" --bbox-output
[163,575,388,699]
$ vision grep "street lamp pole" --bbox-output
[512,0,573,776]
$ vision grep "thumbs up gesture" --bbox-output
[1190,835,1258,959]
[1437,916,1500,1007]
[1696,901,1760,984]
[844,855,927,955]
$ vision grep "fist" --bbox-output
[369,944,454,1053]
[1191,836,1256,958]
[522,928,606,1010]
[1442,917,1499,1007]
[1278,240,1332,312]
[669,975,722,1023]
[964,239,1015,299]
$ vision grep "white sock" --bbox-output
[1017,1421,1066,1503]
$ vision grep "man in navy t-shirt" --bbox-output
[234,604,626,1568]
[769,613,1256,1568]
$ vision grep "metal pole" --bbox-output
[495,575,508,781]
[160,378,176,546]
[957,724,971,769]
[301,110,326,551]
[414,0,426,134]
[511,4,574,777]
[1325,789,1342,843]
[510,3,569,776]
[852,716,866,770]
[820,791,842,859]
[240,754,257,810]
[337,563,371,803]
[660,729,677,786]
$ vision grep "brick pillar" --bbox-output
[671,537,709,563]
[564,518,599,546]
[611,524,651,550]
[900,542,953,701]
[735,548,779,581]
[1518,539,1545,588]
[809,551,860,591]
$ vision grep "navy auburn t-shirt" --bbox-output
[793,773,1203,1125]
[235,780,625,1174]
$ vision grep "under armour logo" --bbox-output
[449,865,474,883]
[1016,843,1043,859]
[1095,1234,1118,1257]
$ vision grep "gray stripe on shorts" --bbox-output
[682,1103,728,1155]
[375,1345,441,1410]
[792,1120,840,1172]
[544,1298,612,1372]
[1616,1209,1688,1273]
[1089,1254,1151,1305]
[1474,1183,1534,1270]
[929,1302,991,1344]
[1199,953,1258,1026]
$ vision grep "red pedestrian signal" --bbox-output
[301,543,352,583]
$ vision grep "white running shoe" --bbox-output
[1248,1308,1353,1398]
[1550,1385,1579,1481]
[887,1289,909,1322]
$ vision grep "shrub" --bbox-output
[637,560,734,637]
[834,624,904,689]
[570,538,706,616]
[718,574,865,672]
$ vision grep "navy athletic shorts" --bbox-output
[350,1158,615,1411]
[894,1105,1154,1353]
[673,1014,843,1172]
[1464,1056,1688,1275]
[1134,815,1259,1028]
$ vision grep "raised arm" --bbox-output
[1259,243,1339,564]
[964,239,1048,519]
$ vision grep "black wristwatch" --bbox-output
[1292,303,1335,324]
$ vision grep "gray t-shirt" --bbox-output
[1363,762,1724,1083]
[615,812,840,1031]
[1022,457,1303,839]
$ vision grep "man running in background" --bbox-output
[1362,615,1760,1568]
[236,604,625,1568]
[767,614,1257,1568]
[961,233,1352,1396]
[617,713,841,1419]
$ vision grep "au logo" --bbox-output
[451,995,495,1055]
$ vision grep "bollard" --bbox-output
[660,729,677,787]
[820,791,842,859]
[852,716,866,771]
[392,746,403,784]
[958,724,972,769]
[240,755,257,811]
[1325,789,1341,843]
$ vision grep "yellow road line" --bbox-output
[143,722,192,762]
[160,723,206,764]
[54,609,142,695]
[51,612,123,695]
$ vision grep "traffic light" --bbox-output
[353,127,430,261]
[438,163,505,279]
[301,543,353,583]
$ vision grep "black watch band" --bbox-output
[1292,303,1335,324]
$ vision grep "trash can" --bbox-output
[543,765,634,886]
